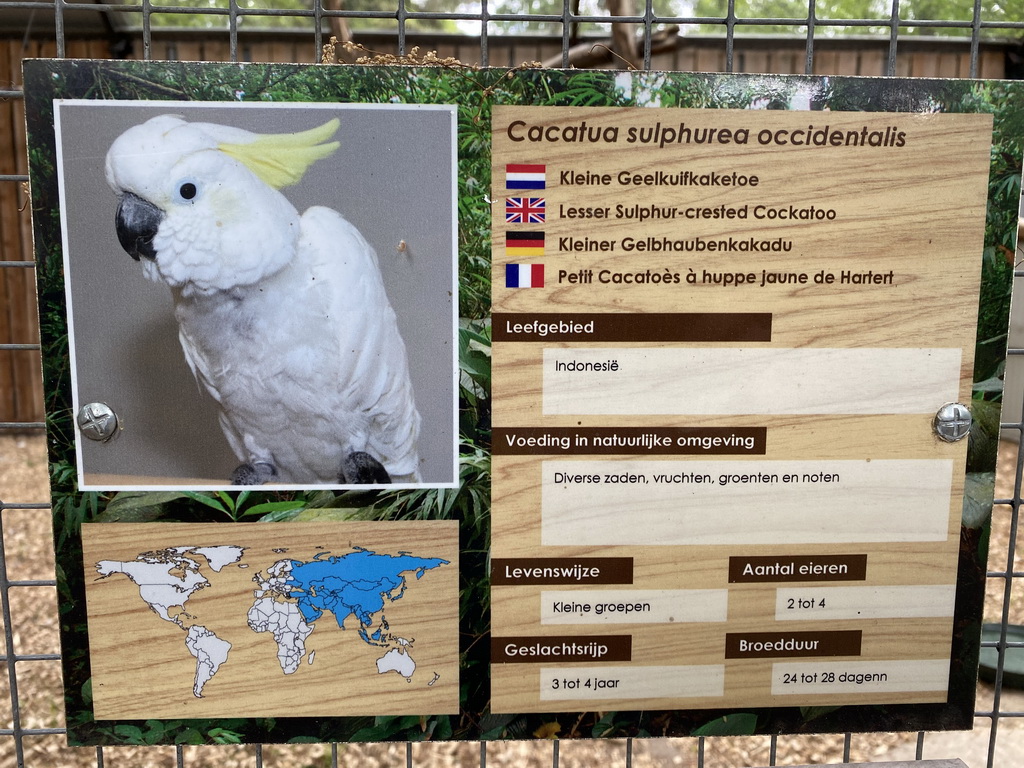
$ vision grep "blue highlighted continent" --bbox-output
[282,549,448,645]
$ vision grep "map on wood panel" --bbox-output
[81,522,459,718]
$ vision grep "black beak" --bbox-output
[115,192,162,261]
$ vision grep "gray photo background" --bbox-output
[56,101,457,486]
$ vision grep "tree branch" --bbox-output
[541,24,679,69]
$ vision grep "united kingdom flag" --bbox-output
[505,197,546,224]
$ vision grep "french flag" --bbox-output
[506,263,545,288]
[506,163,546,190]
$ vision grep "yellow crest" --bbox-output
[219,118,340,189]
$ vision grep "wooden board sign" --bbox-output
[82,522,459,719]
[488,105,988,714]
[24,60,1020,746]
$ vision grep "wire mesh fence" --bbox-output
[1,2,1023,767]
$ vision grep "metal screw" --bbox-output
[77,402,119,442]
[933,402,972,442]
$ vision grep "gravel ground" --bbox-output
[1,432,1021,767]
[987,443,1024,627]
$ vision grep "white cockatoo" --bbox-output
[104,114,421,485]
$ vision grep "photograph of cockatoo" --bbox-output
[103,114,422,485]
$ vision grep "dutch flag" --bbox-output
[506,263,545,288]
[506,163,546,190]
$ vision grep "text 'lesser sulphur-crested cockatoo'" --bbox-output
[104,115,421,485]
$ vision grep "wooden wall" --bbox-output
[143,31,1009,78]
[0,32,1012,424]
[0,38,48,426]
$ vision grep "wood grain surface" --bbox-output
[82,521,458,719]
[489,106,992,713]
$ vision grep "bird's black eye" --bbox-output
[173,178,200,203]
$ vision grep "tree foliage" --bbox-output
[693,0,1024,35]
[146,0,462,31]
[137,0,1024,40]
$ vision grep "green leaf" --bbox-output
[143,720,166,744]
[432,715,453,741]
[291,507,380,522]
[478,713,518,740]
[591,711,627,737]
[467,338,491,357]
[257,507,307,523]
[237,500,307,518]
[206,727,242,744]
[105,491,189,510]
[963,472,996,528]
[971,397,1003,431]
[968,398,1002,472]
[691,713,758,736]
[174,728,205,745]
[349,721,398,741]
[181,492,231,515]
[113,724,144,744]
[349,725,382,741]
[973,376,1005,393]
[94,491,188,522]
[304,490,344,508]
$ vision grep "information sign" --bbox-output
[24,60,1020,746]
[489,105,990,713]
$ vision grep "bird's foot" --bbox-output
[231,461,278,485]
[340,452,391,484]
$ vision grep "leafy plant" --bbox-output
[179,491,307,520]
[691,713,759,736]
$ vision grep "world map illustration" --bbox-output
[93,545,450,698]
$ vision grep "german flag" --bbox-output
[506,231,544,257]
